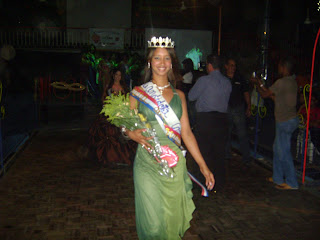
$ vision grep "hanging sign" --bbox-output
[89,28,124,50]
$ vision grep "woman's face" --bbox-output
[150,48,172,77]
[114,71,122,82]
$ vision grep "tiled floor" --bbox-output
[0,129,320,240]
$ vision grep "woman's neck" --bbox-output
[152,76,169,87]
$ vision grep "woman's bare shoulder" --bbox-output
[175,89,186,99]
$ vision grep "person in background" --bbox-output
[181,58,196,128]
[251,56,299,190]
[223,57,252,165]
[189,54,232,191]
[120,53,132,90]
[101,68,127,101]
[89,68,135,167]
[181,58,194,95]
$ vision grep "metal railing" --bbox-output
[0,27,145,50]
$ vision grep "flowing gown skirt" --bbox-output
[133,93,195,240]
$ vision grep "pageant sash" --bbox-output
[131,82,182,147]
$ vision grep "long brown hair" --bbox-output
[107,68,128,93]
[143,48,182,88]
[102,68,128,102]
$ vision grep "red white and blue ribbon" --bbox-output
[187,172,209,197]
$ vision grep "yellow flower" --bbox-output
[145,123,151,129]
[138,113,147,122]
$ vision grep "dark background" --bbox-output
[1,0,319,71]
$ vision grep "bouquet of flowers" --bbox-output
[100,92,178,178]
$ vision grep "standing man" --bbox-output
[224,57,251,165]
[189,54,232,191]
[251,57,299,190]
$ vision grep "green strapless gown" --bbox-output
[133,90,195,240]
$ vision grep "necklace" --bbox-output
[154,82,170,95]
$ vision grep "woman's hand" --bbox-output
[126,128,153,149]
[200,165,215,191]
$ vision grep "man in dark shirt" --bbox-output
[189,54,232,190]
[224,57,251,165]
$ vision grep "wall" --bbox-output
[66,0,132,28]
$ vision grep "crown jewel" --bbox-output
[148,36,175,48]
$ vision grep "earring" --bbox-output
[171,64,172,69]
[148,62,150,68]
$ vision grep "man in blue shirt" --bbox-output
[189,54,232,191]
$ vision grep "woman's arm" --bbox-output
[176,89,215,190]
[125,95,153,149]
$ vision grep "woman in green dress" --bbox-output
[123,37,215,239]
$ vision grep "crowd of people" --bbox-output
[83,37,320,239]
